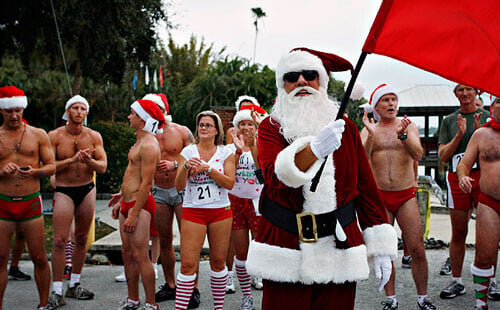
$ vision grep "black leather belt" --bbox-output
[261,195,356,243]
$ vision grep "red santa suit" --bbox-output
[246,115,398,309]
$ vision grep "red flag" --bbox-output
[363,0,500,96]
[159,66,164,88]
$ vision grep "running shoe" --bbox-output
[489,281,500,301]
[38,304,55,310]
[141,303,159,310]
[239,295,254,310]
[115,272,127,282]
[65,283,95,300]
[63,266,71,280]
[417,297,436,310]
[401,256,412,269]
[226,273,236,294]
[440,280,466,299]
[187,287,200,309]
[440,257,451,275]
[250,276,263,290]
[8,266,31,281]
[119,298,140,310]
[381,299,398,310]
[155,284,176,302]
[47,291,66,309]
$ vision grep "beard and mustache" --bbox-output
[270,86,340,143]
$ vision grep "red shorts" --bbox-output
[0,192,43,222]
[229,194,261,232]
[379,187,416,214]
[479,192,500,215]
[447,170,481,210]
[182,206,232,225]
[121,195,157,236]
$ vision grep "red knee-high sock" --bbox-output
[175,272,196,310]
[211,268,228,310]
[235,257,252,296]
[472,264,494,308]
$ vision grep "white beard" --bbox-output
[271,87,340,143]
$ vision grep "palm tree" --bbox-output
[251,7,266,63]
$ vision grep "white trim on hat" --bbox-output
[143,94,166,113]
[131,101,163,135]
[275,50,329,90]
[0,96,28,110]
[362,84,398,121]
[62,95,89,120]
[235,95,259,111]
[232,109,255,128]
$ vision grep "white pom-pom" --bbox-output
[361,103,374,113]
[348,82,365,100]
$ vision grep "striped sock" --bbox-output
[65,241,75,268]
[234,257,251,296]
[472,264,494,308]
[175,273,196,310]
[211,268,228,310]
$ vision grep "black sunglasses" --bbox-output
[283,70,319,83]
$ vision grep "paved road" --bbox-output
[5,249,500,309]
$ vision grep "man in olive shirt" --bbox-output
[437,84,489,299]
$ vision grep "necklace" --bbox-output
[0,123,26,152]
[65,124,83,151]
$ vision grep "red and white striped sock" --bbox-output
[211,267,228,310]
[65,241,75,268]
[234,257,251,296]
[175,272,196,310]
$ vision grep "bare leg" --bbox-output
[51,193,75,282]
[154,202,179,288]
[10,232,25,267]
[474,204,500,269]
[22,217,51,307]
[449,209,471,277]
[120,214,140,302]
[207,218,232,272]
[71,188,96,276]
[384,211,397,297]
[0,221,15,309]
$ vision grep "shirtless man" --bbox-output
[361,84,435,310]
[111,99,164,310]
[457,96,500,310]
[438,84,489,299]
[47,95,107,307]
[136,94,196,306]
[0,86,55,310]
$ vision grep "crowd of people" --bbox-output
[0,47,498,310]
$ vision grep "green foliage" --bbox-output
[89,121,135,193]
[327,78,366,130]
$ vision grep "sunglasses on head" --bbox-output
[283,70,319,83]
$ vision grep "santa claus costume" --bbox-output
[246,49,397,309]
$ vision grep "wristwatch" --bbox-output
[173,161,178,169]
[207,167,213,174]
[398,132,408,141]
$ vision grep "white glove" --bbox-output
[310,119,345,159]
[374,255,392,291]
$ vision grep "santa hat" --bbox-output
[275,47,353,90]
[131,99,166,135]
[235,95,260,111]
[0,86,28,109]
[143,93,172,123]
[62,95,89,120]
[232,104,267,127]
[362,84,398,121]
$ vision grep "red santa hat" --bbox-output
[62,95,89,120]
[0,86,28,109]
[235,95,260,111]
[143,93,171,123]
[232,104,267,127]
[275,47,353,90]
[362,84,398,121]
[131,99,166,135]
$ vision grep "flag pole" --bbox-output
[310,51,369,192]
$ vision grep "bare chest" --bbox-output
[55,132,95,159]
[157,134,184,158]
[479,132,500,162]
[372,127,403,153]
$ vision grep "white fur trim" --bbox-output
[246,240,370,284]
[0,96,27,109]
[362,223,398,259]
[232,109,254,127]
[62,95,89,120]
[492,96,497,105]
[276,50,329,90]
[235,95,259,110]
[301,153,337,213]
[143,93,170,118]
[274,136,325,188]
[471,264,494,277]
[131,101,161,135]
[367,84,397,121]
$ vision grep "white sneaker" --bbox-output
[251,276,263,290]
[226,272,236,294]
[115,272,126,282]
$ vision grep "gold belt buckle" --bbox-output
[296,212,318,243]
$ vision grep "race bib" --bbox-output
[191,183,220,205]
[451,152,477,172]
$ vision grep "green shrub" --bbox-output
[90,121,135,193]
